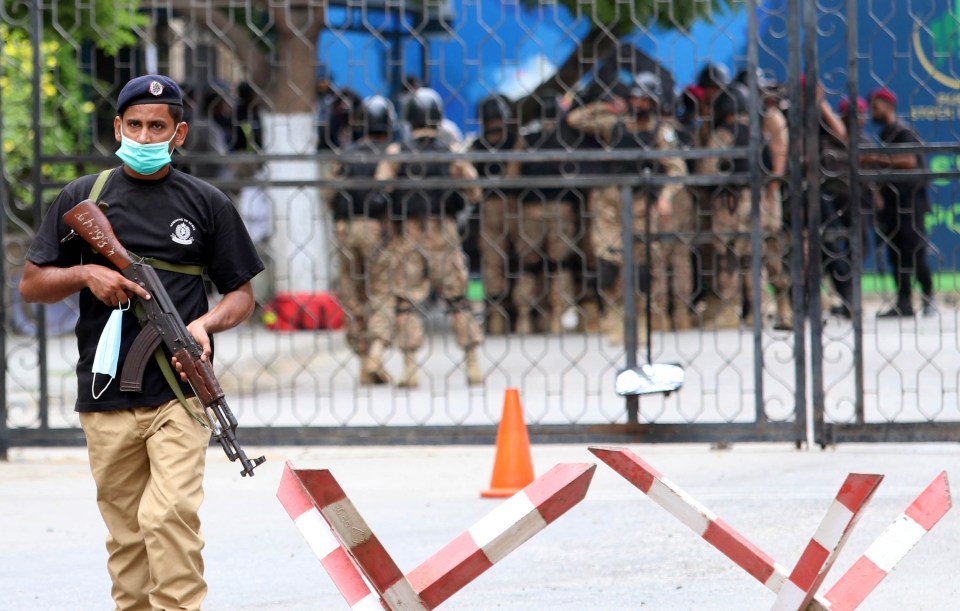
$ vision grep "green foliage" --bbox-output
[1,2,144,211]
[1,28,93,209]
[522,0,736,34]
[2,0,144,55]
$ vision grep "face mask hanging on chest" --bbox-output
[115,123,180,175]
[91,301,129,399]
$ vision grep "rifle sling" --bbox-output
[88,169,205,277]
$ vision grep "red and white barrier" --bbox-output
[822,471,951,611]
[276,463,386,610]
[589,446,805,597]
[407,462,595,608]
[278,461,595,610]
[771,474,883,611]
[589,446,951,610]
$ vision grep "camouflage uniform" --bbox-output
[662,116,699,330]
[566,101,687,338]
[514,119,581,334]
[472,135,521,334]
[372,128,484,387]
[697,118,752,328]
[325,138,392,384]
[759,103,792,328]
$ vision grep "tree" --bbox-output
[1,1,144,212]
[515,0,735,120]
[145,1,332,293]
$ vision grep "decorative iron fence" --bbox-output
[3,0,960,458]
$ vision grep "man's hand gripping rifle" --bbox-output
[64,200,266,477]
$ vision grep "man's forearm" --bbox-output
[19,262,88,304]
[194,283,256,334]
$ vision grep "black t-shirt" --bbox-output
[878,121,929,216]
[27,167,265,412]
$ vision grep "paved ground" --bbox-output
[2,442,959,610]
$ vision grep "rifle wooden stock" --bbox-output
[63,200,134,271]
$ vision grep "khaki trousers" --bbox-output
[335,217,388,356]
[80,398,210,611]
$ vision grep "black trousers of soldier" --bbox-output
[879,208,933,312]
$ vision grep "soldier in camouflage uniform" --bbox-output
[372,88,484,387]
[566,72,687,343]
[325,96,395,384]
[660,102,699,331]
[513,96,582,334]
[471,95,521,334]
[735,69,792,329]
[696,84,752,329]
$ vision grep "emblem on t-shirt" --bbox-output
[170,218,197,245]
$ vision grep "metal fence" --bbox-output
[3,0,960,457]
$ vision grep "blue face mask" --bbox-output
[116,123,180,175]
[91,302,128,399]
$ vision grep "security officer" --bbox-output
[697,83,752,329]
[736,68,792,329]
[514,94,582,334]
[659,91,699,330]
[373,87,484,387]
[566,71,688,343]
[862,88,935,317]
[696,63,732,134]
[471,95,521,334]
[325,95,396,384]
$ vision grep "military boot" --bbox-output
[672,308,693,331]
[515,309,533,335]
[712,303,741,330]
[465,349,483,385]
[774,294,793,331]
[548,308,563,334]
[487,307,507,335]
[649,307,671,332]
[580,300,601,333]
[361,340,392,385]
[603,307,624,345]
[397,352,419,388]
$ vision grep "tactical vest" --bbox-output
[471,135,517,197]
[673,123,696,174]
[713,120,760,176]
[520,124,579,204]
[392,136,466,218]
[332,140,389,220]
[610,121,662,176]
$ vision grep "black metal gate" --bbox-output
[3,0,960,458]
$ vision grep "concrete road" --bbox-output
[2,442,959,610]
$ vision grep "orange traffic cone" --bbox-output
[481,388,535,498]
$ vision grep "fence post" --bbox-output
[620,183,639,424]
[845,0,866,428]
[30,0,50,431]
[787,0,810,447]
[0,26,7,463]
[803,0,827,448]
[746,0,766,427]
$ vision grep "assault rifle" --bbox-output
[63,200,266,477]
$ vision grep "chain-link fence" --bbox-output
[3,0,960,456]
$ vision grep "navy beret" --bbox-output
[117,75,183,115]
